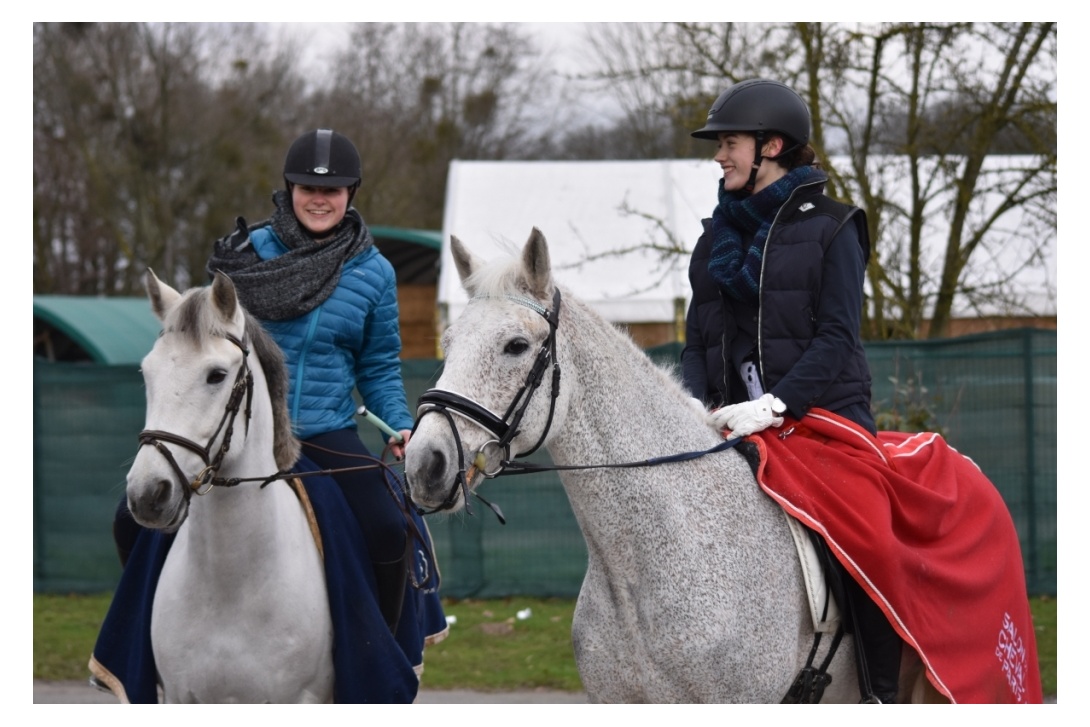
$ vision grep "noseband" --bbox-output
[413,289,562,515]
[137,331,254,498]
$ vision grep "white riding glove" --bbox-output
[706,393,787,437]
[688,397,708,416]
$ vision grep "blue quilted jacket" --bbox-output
[249,226,413,440]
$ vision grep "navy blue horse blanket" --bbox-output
[89,455,449,703]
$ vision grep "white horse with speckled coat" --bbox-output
[119,271,333,703]
[405,229,935,703]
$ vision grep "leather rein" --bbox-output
[136,330,404,497]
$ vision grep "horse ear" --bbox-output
[145,268,181,321]
[522,227,552,299]
[210,271,241,323]
[450,235,478,292]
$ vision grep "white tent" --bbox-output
[439,158,1056,329]
[439,160,721,327]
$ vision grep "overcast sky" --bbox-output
[275,21,619,125]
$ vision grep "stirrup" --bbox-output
[89,675,112,694]
[782,666,832,704]
[859,694,895,704]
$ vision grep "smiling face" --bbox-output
[714,131,786,194]
[291,184,349,238]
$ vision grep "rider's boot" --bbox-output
[372,553,408,635]
[846,575,903,703]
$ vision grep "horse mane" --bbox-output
[570,294,690,384]
[166,287,301,470]
[244,312,301,470]
[464,250,694,402]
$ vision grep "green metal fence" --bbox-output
[33,328,1056,597]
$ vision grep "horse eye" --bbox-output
[207,369,228,384]
[504,338,530,356]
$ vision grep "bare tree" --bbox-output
[575,22,1056,339]
[315,22,557,230]
[34,21,573,295]
[34,22,308,294]
[828,22,1056,338]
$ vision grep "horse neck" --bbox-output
[538,301,783,582]
[546,298,721,468]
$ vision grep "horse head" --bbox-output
[126,269,297,531]
[406,228,570,512]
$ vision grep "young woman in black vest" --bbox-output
[681,78,902,703]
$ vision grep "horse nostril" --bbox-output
[425,449,448,485]
[152,478,174,509]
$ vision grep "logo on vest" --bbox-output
[799,202,815,212]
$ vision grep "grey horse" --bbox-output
[405,229,938,703]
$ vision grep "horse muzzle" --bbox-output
[126,449,192,531]
[404,439,471,513]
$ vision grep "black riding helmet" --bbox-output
[691,79,811,192]
[283,129,362,189]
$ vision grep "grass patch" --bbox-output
[34,593,1056,697]
[1031,595,1056,696]
[422,598,582,691]
[33,592,113,681]
[32,593,582,690]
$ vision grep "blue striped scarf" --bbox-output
[708,165,826,303]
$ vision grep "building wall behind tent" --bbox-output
[371,227,442,359]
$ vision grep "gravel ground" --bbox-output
[34,680,1055,704]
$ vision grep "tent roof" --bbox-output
[441,160,719,325]
[34,296,159,365]
[371,225,442,285]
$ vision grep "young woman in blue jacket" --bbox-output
[204,129,415,633]
[682,79,901,702]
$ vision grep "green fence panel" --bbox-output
[33,361,140,592]
[33,329,1056,597]
[865,329,1056,595]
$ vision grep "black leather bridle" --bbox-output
[136,331,254,499]
[409,286,747,521]
[412,289,562,516]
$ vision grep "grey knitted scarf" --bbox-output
[206,190,372,320]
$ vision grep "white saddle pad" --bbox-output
[784,513,840,633]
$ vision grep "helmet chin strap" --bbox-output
[743,131,767,194]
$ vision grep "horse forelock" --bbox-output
[466,254,548,302]
[164,287,237,346]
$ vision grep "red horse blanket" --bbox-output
[746,409,1042,704]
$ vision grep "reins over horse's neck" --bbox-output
[546,295,723,466]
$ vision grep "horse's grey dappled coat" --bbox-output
[404,229,938,703]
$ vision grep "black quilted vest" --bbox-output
[682,180,871,418]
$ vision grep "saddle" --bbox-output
[737,439,840,633]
